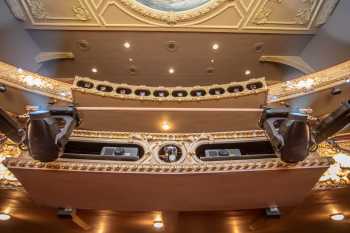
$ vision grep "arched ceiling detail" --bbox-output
[15,0,339,33]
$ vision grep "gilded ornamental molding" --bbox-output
[268,60,350,103]
[73,76,267,102]
[0,61,72,102]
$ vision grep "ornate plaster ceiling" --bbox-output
[11,0,339,33]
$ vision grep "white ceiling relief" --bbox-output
[17,0,338,33]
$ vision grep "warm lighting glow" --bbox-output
[91,67,98,73]
[212,43,219,50]
[168,68,175,74]
[161,121,171,131]
[330,213,345,221]
[124,42,131,48]
[0,213,11,221]
[210,59,215,63]
[153,220,164,229]
[244,70,251,75]
[129,58,133,62]
[16,68,23,73]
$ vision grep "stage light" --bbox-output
[330,213,345,221]
[260,108,311,163]
[0,213,11,221]
[91,67,98,73]
[244,70,251,75]
[0,108,25,144]
[168,68,175,74]
[27,107,78,162]
[0,84,6,93]
[153,220,164,229]
[313,100,350,144]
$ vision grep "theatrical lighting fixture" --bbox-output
[313,100,350,144]
[259,108,311,163]
[27,107,79,162]
[330,213,345,221]
[0,108,25,144]
[0,84,6,93]
[153,220,164,229]
[0,213,11,221]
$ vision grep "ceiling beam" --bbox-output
[35,52,74,64]
[260,55,315,74]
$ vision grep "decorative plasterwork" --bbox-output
[1,60,349,106]
[315,0,339,26]
[0,137,22,189]
[16,0,336,33]
[73,76,267,102]
[0,61,72,101]
[5,0,26,21]
[268,60,350,103]
[260,55,315,74]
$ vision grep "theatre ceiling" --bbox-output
[1,0,348,87]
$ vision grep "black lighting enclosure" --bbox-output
[313,100,350,144]
[27,107,78,162]
[0,108,25,143]
[0,84,6,93]
[260,108,311,163]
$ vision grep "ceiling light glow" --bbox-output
[129,58,133,62]
[330,213,345,221]
[244,70,251,75]
[124,42,131,48]
[0,213,11,221]
[212,43,219,50]
[161,121,171,131]
[168,68,175,74]
[91,68,98,73]
[210,59,215,63]
[153,220,164,229]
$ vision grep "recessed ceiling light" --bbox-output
[168,67,175,74]
[330,213,345,221]
[0,213,11,221]
[210,59,215,63]
[91,67,98,73]
[123,42,131,49]
[212,43,219,50]
[129,58,133,62]
[153,220,164,229]
[244,70,251,75]
[161,121,171,131]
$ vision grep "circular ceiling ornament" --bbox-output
[135,0,211,12]
[119,0,228,24]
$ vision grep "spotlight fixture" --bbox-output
[212,43,219,51]
[331,87,342,96]
[313,100,350,144]
[0,108,25,144]
[91,67,98,73]
[153,220,164,229]
[0,84,6,93]
[210,59,215,63]
[0,213,11,221]
[27,107,79,162]
[168,68,175,74]
[129,58,133,62]
[330,213,345,221]
[161,121,171,131]
[244,70,251,76]
[259,108,311,163]
[123,42,131,48]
